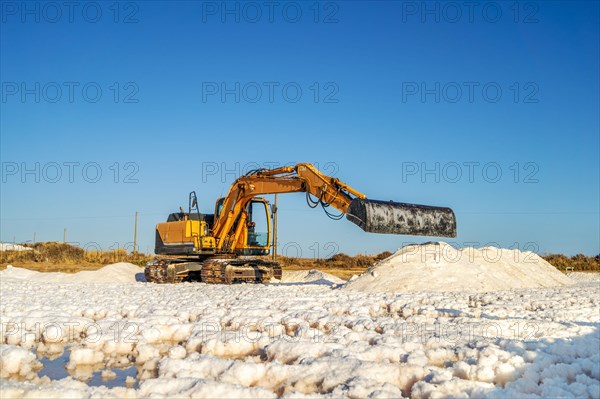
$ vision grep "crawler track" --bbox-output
[145,257,282,284]
[201,258,282,284]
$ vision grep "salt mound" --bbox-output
[344,242,574,293]
[0,243,32,251]
[0,262,143,283]
[278,269,344,286]
[568,272,600,283]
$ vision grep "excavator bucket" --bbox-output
[346,198,456,237]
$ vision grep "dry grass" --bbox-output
[3,242,596,279]
[0,242,383,279]
[0,242,152,273]
[2,261,105,274]
[542,254,600,272]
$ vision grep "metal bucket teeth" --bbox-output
[347,198,456,237]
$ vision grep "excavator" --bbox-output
[145,163,456,284]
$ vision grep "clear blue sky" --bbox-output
[1,1,598,256]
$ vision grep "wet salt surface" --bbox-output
[37,350,69,380]
[88,365,138,389]
[36,347,139,389]
[1,260,598,398]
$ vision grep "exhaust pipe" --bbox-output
[347,198,456,237]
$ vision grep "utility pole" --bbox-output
[63,228,66,243]
[33,232,36,245]
[272,194,278,260]
[133,211,138,254]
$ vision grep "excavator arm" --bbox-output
[212,163,456,252]
[148,163,456,284]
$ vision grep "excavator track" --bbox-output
[144,257,202,284]
[201,258,282,284]
[145,257,282,284]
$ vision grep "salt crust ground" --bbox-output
[0,244,598,398]
[0,278,598,397]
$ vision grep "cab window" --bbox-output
[247,201,268,247]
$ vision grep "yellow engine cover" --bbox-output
[200,236,216,249]
[157,220,216,250]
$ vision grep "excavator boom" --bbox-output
[213,163,456,247]
[147,163,456,284]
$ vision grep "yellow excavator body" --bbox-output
[156,220,216,250]
[145,163,456,284]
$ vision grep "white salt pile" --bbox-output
[568,272,600,283]
[0,243,32,251]
[344,242,574,293]
[0,263,143,283]
[278,269,343,286]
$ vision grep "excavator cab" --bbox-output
[215,197,271,256]
[243,198,271,255]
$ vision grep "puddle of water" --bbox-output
[37,348,70,380]
[88,366,139,389]
[35,346,140,389]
